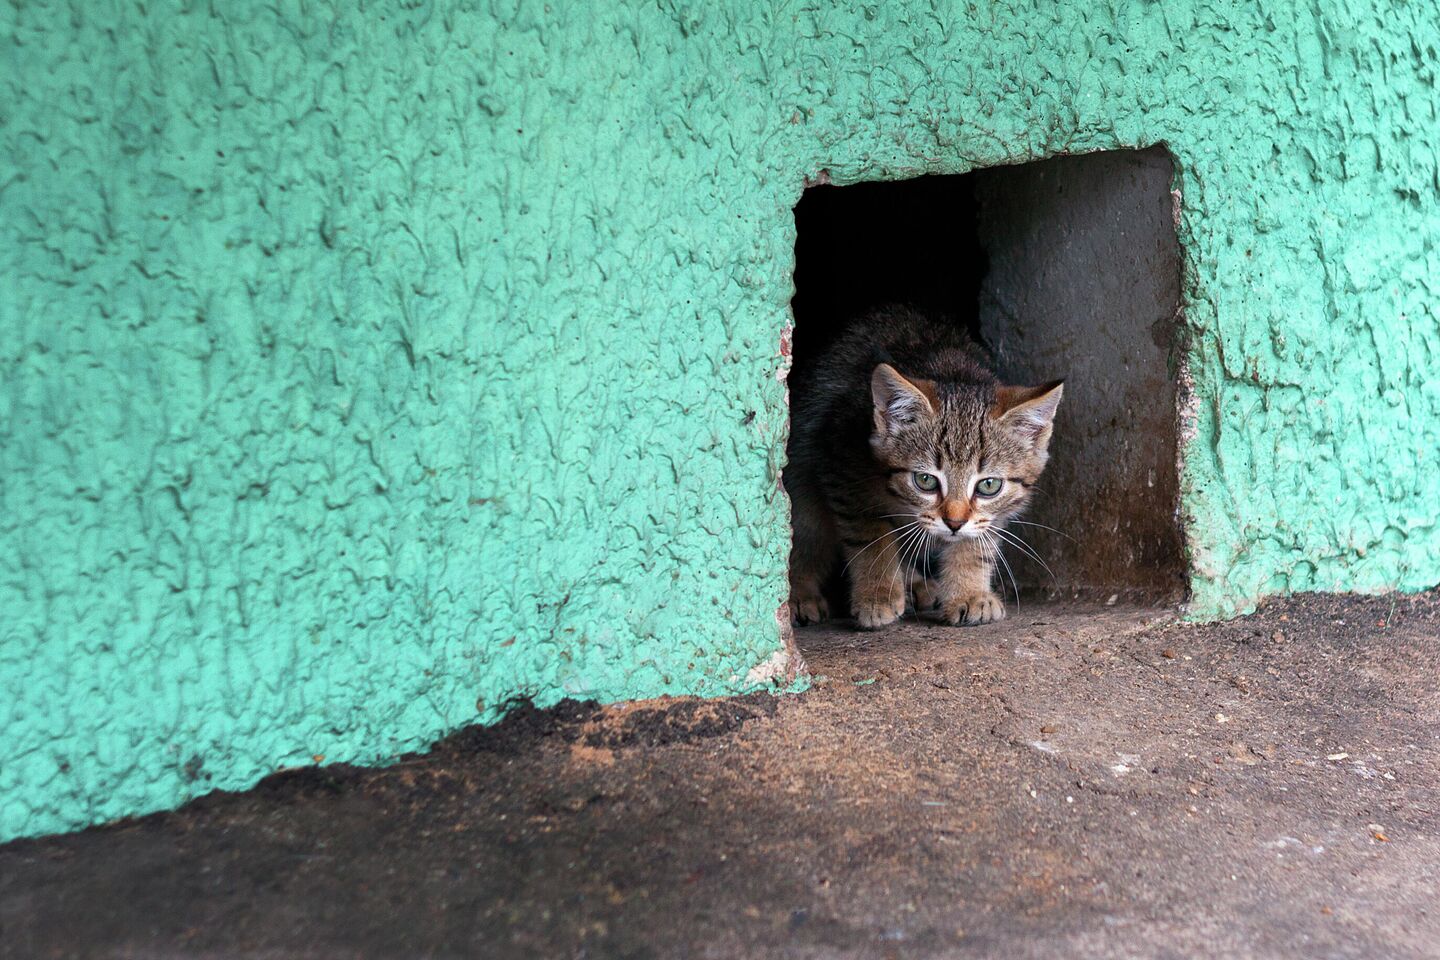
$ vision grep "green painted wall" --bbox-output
[3,0,1438,841]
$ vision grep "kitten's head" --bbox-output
[869,363,1063,543]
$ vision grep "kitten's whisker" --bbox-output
[891,526,913,573]
[989,525,1045,570]
[990,525,1053,574]
[885,525,924,582]
[840,526,921,569]
[884,529,912,586]
[903,526,929,586]
[984,531,1021,608]
[979,533,1006,605]
[841,523,917,577]
[850,522,923,582]
[1007,519,1077,544]
[1002,538,1022,608]
[977,533,995,590]
[861,539,904,586]
[898,526,933,601]
[990,526,1059,589]
[895,525,927,587]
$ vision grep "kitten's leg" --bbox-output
[911,575,941,613]
[788,485,835,625]
[936,539,1006,626]
[840,520,908,630]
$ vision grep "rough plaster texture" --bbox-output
[4,1,1440,840]
[975,148,1185,596]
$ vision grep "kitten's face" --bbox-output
[869,364,1063,544]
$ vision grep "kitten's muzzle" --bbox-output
[942,517,966,532]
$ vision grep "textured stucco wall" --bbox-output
[5,1,1439,840]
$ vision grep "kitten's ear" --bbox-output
[992,380,1064,447]
[871,363,936,434]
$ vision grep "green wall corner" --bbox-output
[3,1,1439,841]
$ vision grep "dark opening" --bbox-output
[791,146,1186,602]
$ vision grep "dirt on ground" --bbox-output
[2,593,1439,959]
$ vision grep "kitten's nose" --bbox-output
[943,517,966,532]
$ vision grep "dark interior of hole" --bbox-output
[792,176,989,369]
[789,148,1186,604]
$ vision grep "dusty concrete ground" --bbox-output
[2,593,1439,959]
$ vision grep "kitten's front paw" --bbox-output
[791,593,830,625]
[942,591,1007,626]
[853,593,905,631]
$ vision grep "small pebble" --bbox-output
[1161,649,1177,659]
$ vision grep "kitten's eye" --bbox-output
[913,472,940,492]
[975,477,1003,497]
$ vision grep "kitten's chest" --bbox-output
[915,543,946,578]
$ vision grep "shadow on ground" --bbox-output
[3,594,1439,959]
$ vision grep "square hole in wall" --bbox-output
[788,147,1186,610]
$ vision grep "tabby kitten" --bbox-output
[785,305,1063,629]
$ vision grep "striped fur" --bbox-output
[786,305,1062,630]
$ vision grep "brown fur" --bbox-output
[785,305,1063,629]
